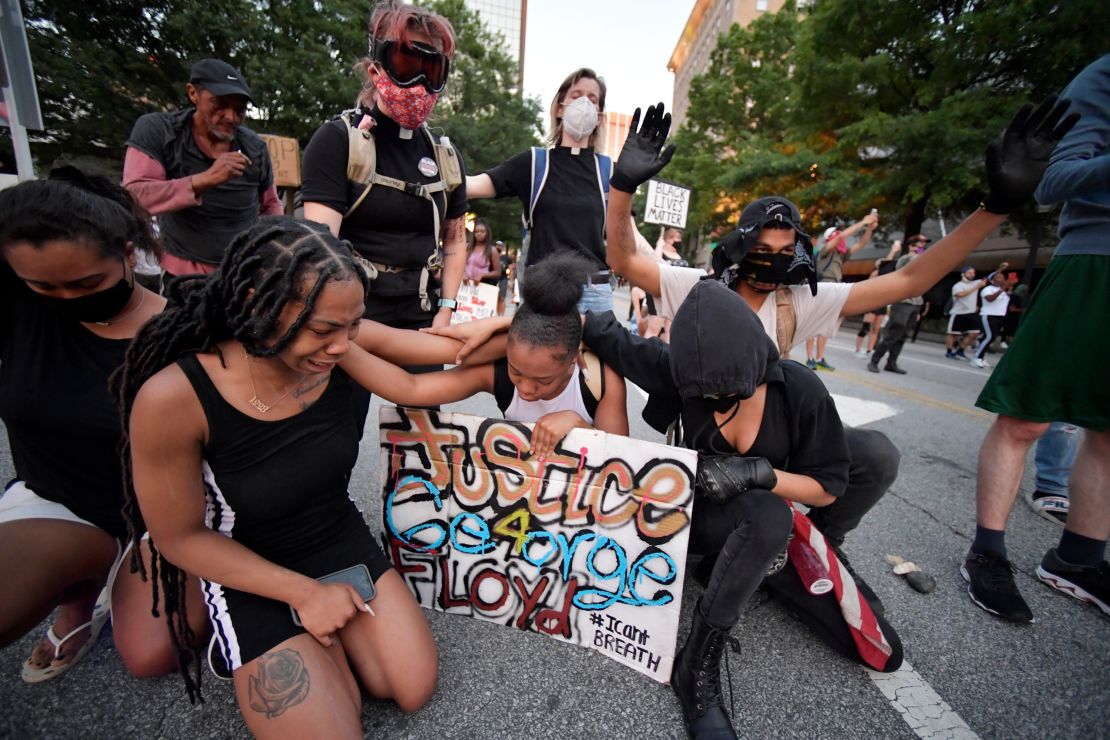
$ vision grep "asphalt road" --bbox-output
[2,301,1108,739]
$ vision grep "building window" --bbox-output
[756,0,768,10]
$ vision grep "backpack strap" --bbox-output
[526,146,550,229]
[492,358,515,414]
[594,153,612,211]
[578,350,605,420]
[774,286,796,360]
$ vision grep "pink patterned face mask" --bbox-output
[374,75,439,129]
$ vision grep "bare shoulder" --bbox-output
[132,361,206,439]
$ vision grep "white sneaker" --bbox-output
[853,350,868,358]
[1000,341,1009,349]
[970,358,989,369]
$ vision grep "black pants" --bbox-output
[870,303,918,368]
[975,315,1005,359]
[808,427,900,548]
[691,489,793,629]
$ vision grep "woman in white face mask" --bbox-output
[463,69,615,314]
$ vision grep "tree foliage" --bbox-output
[666,0,1110,240]
[14,0,543,244]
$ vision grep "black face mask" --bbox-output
[35,264,135,324]
[672,241,683,251]
[689,396,743,454]
[738,252,794,292]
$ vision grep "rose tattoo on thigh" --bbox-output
[248,648,310,718]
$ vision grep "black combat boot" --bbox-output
[671,605,737,740]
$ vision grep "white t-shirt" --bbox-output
[504,365,594,425]
[979,286,1009,316]
[658,264,852,351]
[950,279,981,315]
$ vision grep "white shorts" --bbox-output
[0,480,140,617]
[0,480,99,529]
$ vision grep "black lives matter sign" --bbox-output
[644,179,692,229]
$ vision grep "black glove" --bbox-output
[609,103,677,194]
[696,454,778,502]
[983,95,1080,214]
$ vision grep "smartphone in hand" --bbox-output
[291,564,376,626]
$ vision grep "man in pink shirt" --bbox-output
[123,59,282,278]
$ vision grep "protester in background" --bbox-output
[302,0,466,336]
[495,241,512,316]
[963,55,1107,623]
[853,258,888,357]
[463,218,501,287]
[603,98,1074,621]
[1028,422,1081,526]
[970,272,1011,368]
[467,68,614,313]
[123,59,282,280]
[656,227,689,267]
[867,240,927,374]
[945,266,986,359]
[806,211,878,370]
[0,172,208,684]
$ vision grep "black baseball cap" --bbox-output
[189,59,253,103]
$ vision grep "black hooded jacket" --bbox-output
[582,281,850,498]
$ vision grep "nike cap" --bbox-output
[189,59,253,103]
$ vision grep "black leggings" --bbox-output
[690,489,793,629]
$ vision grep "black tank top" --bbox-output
[177,354,364,564]
[0,266,130,537]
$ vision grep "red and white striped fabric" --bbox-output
[791,506,894,671]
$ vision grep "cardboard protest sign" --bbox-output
[259,134,301,188]
[378,407,697,683]
[450,282,499,325]
[644,179,692,229]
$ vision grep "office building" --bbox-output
[464,0,527,86]
[668,0,790,128]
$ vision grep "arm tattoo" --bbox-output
[247,648,311,719]
[443,217,466,251]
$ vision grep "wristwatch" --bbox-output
[438,298,458,311]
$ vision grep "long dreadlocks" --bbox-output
[112,216,369,702]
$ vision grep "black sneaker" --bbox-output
[961,550,1034,623]
[1037,549,1110,618]
[883,364,907,375]
[833,546,885,617]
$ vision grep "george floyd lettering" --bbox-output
[378,407,697,682]
[644,179,692,229]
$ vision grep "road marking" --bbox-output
[829,369,995,422]
[867,661,980,739]
[830,393,898,427]
[827,340,990,378]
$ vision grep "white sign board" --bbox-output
[644,179,692,229]
[378,407,697,683]
[450,282,499,325]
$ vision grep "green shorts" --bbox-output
[976,254,1109,431]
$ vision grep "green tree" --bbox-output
[425,0,543,248]
[666,0,1110,242]
[21,0,263,168]
[792,0,1110,237]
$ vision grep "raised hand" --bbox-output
[610,103,677,194]
[984,95,1080,214]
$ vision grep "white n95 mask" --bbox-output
[562,96,599,140]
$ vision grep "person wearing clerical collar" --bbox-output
[466,68,617,314]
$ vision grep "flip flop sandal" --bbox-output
[20,595,110,684]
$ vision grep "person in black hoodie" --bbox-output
[582,280,903,740]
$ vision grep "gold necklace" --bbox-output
[244,349,307,413]
[93,288,146,327]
